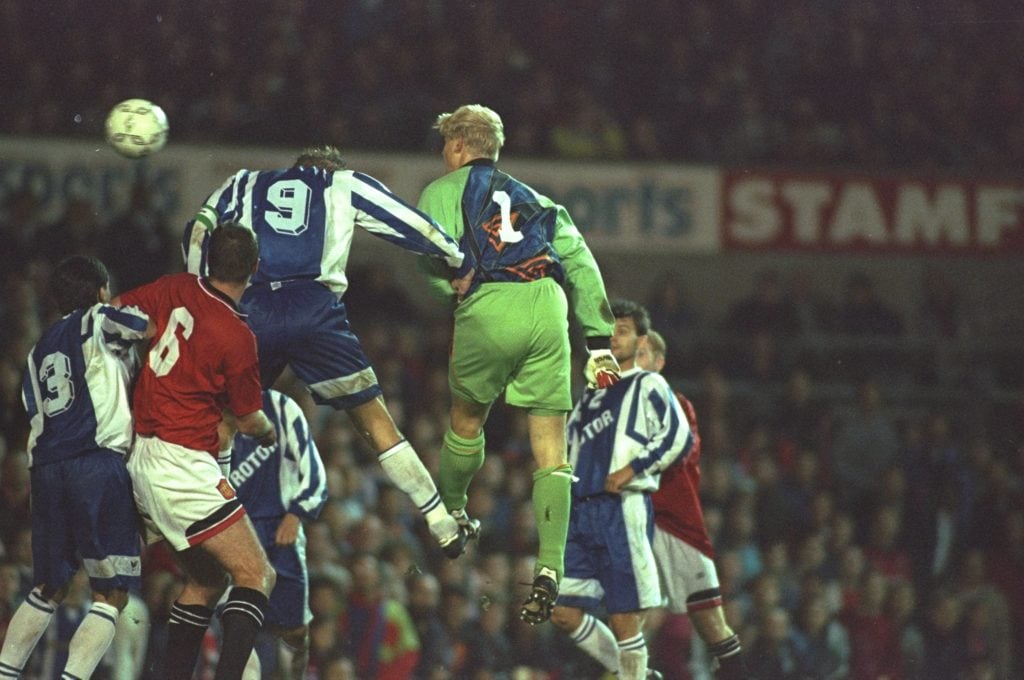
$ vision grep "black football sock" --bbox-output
[214,586,268,680]
[161,601,213,680]
[709,634,749,680]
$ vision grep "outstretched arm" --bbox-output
[351,172,465,268]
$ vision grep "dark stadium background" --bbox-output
[1,2,1022,679]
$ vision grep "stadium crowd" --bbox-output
[2,0,1022,171]
[0,189,1021,680]
[2,1,1023,677]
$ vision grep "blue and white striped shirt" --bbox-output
[183,166,464,295]
[567,367,692,497]
[22,303,150,467]
[228,389,327,521]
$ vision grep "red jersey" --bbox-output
[651,392,715,557]
[119,273,262,456]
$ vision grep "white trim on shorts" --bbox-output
[560,492,663,613]
[652,524,722,614]
[127,436,246,552]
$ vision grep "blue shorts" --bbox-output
[557,492,662,614]
[241,280,382,410]
[251,516,311,629]
[30,450,142,594]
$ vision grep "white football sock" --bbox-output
[571,613,621,674]
[62,601,120,679]
[618,633,649,680]
[0,588,57,675]
[378,440,458,540]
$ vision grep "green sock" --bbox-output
[439,429,485,511]
[532,464,573,581]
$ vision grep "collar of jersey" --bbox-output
[198,276,246,318]
[464,158,495,168]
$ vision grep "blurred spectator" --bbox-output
[548,88,626,160]
[745,606,804,679]
[772,367,832,455]
[829,378,900,511]
[839,569,901,680]
[986,510,1024,678]
[861,504,912,582]
[920,589,969,680]
[722,269,801,339]
[0,189,47,274]
[337,553,419,679]
[918,267,968,339]
[719,496,763,588]
[645,273,699,344]
[952,549,1013,680]
[793,593,850,680]
[462,595,514,677]
[832,271,903,337]
[887,579,925,680]
[1,1,1022,172]
[0,450,30,553]
[36,195,103,267]
[102,180,177,292]
[406,572,453,680]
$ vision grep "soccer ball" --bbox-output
[104,99,169,158]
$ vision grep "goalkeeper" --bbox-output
[417,104,619,625]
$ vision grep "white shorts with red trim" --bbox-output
[127,435,247,551]
[652,524,722,614]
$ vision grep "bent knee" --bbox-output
[550,605,583,632]
[280,625,309,651]
[264,565,277,593]
[93,588,130,611]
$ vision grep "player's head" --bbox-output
[51,255,110,314]
[610,298,651,368]
[208,222,259,284]
[434,104,505,167]
[295,145,347,172]
[636,328,667,373]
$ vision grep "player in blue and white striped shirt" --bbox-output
[1,256,152,680]
[182,146,475,560]
[227,389,327,680]
[552,300,691,680]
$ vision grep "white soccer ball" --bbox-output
[104,98,169,158]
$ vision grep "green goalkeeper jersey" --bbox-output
[417,159,614,342]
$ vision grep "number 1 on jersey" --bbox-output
[492,191,523,243]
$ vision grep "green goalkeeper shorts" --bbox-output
[450,277,571,412]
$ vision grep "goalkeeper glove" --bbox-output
[584,347,621,390]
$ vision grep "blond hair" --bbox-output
[434,104,505,160]
[645,329,667,359]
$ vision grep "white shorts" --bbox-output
[652,525,722,614]
[127,436,247,552]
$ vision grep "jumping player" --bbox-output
[551,300,688,680]
[117,224,278,680]
[182,147,475,559]
[417,104,619,624]
[1,256,152,679]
